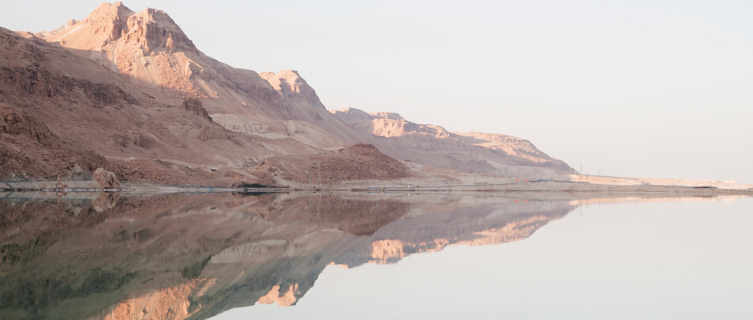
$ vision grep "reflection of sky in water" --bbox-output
[222,198,753,320]
[1,193,750,319]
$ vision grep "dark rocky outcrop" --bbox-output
[0,66,138,105]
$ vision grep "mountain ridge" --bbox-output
[332,107,573,176]
[1,2,575,186]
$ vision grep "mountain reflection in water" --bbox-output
[0,191,746,319]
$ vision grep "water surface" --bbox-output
[0,192,750,319]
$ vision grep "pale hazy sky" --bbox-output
[2,0,752,183]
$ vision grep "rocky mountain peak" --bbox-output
[42,2,195,54]
[91,1,133,19]
[35,2,202,94]
[125,7,196,53]
[260,70,325,109]
[41,2,132,48]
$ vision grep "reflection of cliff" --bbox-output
[336,196,573,266]
[104,280,208,320]
[0,192,577,319]
[0,193,411,319]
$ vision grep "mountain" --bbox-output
[0,25,277,185]
[36,2,364,149]
[332,107,573,178]
[0,2,573,186]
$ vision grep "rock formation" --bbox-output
[92,167,120,188]
[37,2,366,150]
[332,107,573,178]
[0,2,574,185]
[250,143,413,185]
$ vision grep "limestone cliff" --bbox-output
[332,107,574,177]
[38,2,365,150]
[1,2,576,184]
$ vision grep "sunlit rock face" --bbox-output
[42,2,200,93]
[38,2,367,150]
[2,2,382,185]
[332,107,574,177]
[3,1,581,184]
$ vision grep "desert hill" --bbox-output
[332,107,573,178]
[1,2,574,186]
[0,25,291,185]
[37,2,366,149]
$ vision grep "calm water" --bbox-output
[0,192,751,319]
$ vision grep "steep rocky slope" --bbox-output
[0,107,107,180]
[1,2,575,185]
[332,107,574,178]
[0,26,287,184]
[250,143,413,185]
[39,2,366,149]
[0,2,413,185]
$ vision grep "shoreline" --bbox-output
[2,179,752,196]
